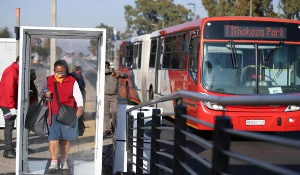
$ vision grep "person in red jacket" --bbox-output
[43,60,84,170]
[0,56,19,159]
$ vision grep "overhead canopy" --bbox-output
[21,26,104,39]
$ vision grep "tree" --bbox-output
[252,0,278,17]
[31,38,42,52]
[279,0,300,20]
[0,27,12,38]
[202,0,277,17]
[36,38,50,60]
[89,23,121,59]
[34,38,61,61]
[123,0,192,36]
[36,45,50,59]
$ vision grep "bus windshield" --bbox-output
[202,42,300,95]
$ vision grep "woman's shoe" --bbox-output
[3,149,16,159]
[49,160,58,170]
[60,160,69,169]
[103,129,112,135]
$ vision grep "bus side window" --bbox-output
[132,44,138,69]
[163,53,171,68]
[149,39,157,68]
[163,36,172,68]
[171,52,180,69]
[188,37,199,83]
[181,33,190,70]
[126,44,133,68]
[121,46,126,68]
[170,35,182,69]
[138,43,142,69]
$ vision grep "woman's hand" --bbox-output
[76,107,84,118]
[111,70,116,76]
[45,91,52,98]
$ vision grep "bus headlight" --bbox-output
[204,101,226,111]
[285,105,300,112]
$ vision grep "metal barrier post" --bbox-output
[212,116,231,175]
[127,114,134,175]
[136,112,144,174]
[150,109,161,175]
[173,104,187,175]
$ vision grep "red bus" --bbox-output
[118,17,300,131]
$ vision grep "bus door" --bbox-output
[149,37,161,99]
[187,32,200,92]
[132,42,142,101]
[184,32,200,125]
[154,38,162,95]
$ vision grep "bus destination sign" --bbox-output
[224,25,287,39]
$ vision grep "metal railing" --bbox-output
[125,90,300,175]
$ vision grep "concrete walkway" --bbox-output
[0,114,114,175]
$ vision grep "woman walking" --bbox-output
[43,60,84,170]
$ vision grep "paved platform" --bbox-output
[0,74,115,174]
[0,114,114,175]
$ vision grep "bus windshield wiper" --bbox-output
[228,40,238,68]
[264,41,284,65]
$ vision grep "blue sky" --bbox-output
[0,0,207,35]
[0,0,207,54]
[0,0,278,53]
[1,0,281,54]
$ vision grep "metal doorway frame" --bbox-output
[16,26,106,175]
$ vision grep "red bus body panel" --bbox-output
[119,17,300,132]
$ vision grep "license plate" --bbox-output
[246,120,265,126]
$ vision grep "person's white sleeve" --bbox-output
[10,108,17,115]
[73,81,83,107]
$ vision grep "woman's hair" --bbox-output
[54,60,69,73]
[105,61,110,67]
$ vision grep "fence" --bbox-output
[124,90,300,175]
